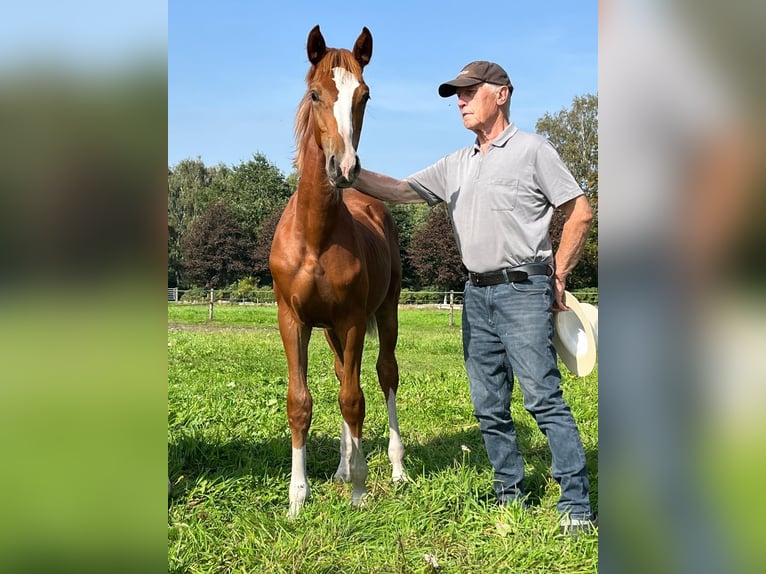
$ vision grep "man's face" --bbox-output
[455,83,503,132]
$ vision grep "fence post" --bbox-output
[449,290,455,327]
[208,288,214,321]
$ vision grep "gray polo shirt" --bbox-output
[406,123,583,274]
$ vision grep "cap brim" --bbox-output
[552,291,597,377]
[438,77,483,97]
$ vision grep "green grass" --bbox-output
[168,304,598,573]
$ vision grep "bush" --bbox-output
[179,286,208,302]
[399,290,450,305]
[179,286,228,302]
[230,276,260,301]
[571,287,598,305]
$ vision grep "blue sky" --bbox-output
[169,1,597,178]
[0,1,167,69]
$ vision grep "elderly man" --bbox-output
[353,60,595,534]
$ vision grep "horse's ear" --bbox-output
[353,27,373,68]
[307,25,327,65]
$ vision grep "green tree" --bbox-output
[407,204,465,291]
[389,203,430,288]
[218,153,292,234]
[536,93,598,288]
[168,158,222,287]
[285,170,300,195]
[252,207,285,286]
[168,154,294,287]
[180,200,254,289]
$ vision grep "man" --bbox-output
[353,61,595,534]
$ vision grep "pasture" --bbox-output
[168,304,598,573]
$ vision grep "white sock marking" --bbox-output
[334,421,352,483]
[386,393,407,482]
[348,433,368,506]
[288,446,309,518]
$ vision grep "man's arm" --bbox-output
[553,194,594,311]
[354,169,426,204]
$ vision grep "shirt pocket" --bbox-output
[487,178,519,211]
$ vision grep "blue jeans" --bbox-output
[462,275,591,516]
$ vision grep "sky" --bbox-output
[0,1,167,69]
[169,1,597,178]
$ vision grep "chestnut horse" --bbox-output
[269,25,406,518]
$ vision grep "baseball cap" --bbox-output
[438,61,513,98]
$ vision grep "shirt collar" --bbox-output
[471,122,519,155]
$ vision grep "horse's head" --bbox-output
[303,25,372,188]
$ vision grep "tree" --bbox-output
[218,153,292,234]
[168,158,223,287]
[389,203,430,288]
[168,154,294,287]
[180,200,254,289]
[536,93,598,288]
[407,204,466,291]
[251,207,285,286]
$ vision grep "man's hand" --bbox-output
[552,194,593,312]
[553,274,568,312]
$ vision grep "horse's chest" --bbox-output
[296,254,360,297]
[278,254,361,323]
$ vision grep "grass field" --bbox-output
[168,304,598,573]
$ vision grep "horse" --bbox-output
[269,25,406,518]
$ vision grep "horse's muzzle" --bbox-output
[327,154,361,188]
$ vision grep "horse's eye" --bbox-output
[361,92,370,104]
[310,90,319,102]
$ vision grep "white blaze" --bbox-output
[332,67,360,176]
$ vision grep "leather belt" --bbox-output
[468,263,553,287]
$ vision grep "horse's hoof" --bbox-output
[392,471,409,484]
[351,489,369,508]
[288,482,309,518]
[287,500,304,519]
[333,470,351,483]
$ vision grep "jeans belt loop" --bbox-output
[501,268,510,283]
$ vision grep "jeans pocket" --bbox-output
[510,275,550,295]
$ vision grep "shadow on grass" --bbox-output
[169,421,598,512]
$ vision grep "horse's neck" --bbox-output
[296,143,343,249]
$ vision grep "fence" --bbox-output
[168,288,598,306]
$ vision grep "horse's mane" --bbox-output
[294,48,363,174]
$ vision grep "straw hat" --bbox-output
[579,302,598,342]
[552,291,598,376]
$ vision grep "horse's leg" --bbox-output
[278,306,313,518]
[375,301,407,483]
[324,329,351,483]
[332,320,369,507]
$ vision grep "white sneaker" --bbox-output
[559,513,597,535]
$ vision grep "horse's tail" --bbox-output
[366,315,378,338]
